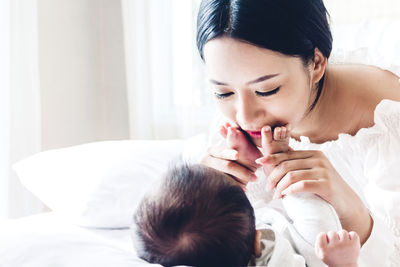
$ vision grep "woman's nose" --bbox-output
[236,97,258,127]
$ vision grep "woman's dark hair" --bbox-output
[196,0,333,112]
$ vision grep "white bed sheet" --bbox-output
[0,212,161,267]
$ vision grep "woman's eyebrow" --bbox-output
[209,74,279,86]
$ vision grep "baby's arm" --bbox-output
[315,230,360,267]
[281,193,344,267]
[282,193,342,245]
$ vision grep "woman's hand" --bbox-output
[256,129,373,244]
[256,150,357,217]
[200,124,259,189]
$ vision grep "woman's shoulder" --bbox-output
[333,64,400,103]
[329,64,400,133]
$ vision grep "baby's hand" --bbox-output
[221,123,263,172]
[315,230,360,267]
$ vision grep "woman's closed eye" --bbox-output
[214,87,280,99]
[214,92,233,99]
[256,87,280,96]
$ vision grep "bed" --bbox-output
[0,212,153,267]
[0,134,207,267]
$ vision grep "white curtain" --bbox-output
[121,0,216,140]
[0,0,44,219]
[0,0,11,219]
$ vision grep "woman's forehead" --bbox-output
[203,37,284,64]
[203,38,302,84]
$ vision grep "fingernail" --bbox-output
[255,157,268,164]
[233,152,239,160]
[251,174,258,181]
[281,189,288,195]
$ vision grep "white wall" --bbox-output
[324,0,400,26]
[37,0,129,151]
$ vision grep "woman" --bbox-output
[197,0,400,266]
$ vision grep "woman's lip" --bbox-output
[246,131,262,138]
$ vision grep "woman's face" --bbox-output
[203,37,315,147]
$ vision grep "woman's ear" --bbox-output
[254,230,262,257]
[310,47,327,84]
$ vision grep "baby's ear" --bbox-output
[253,230,262,257]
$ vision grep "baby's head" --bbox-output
[132,162,256,267]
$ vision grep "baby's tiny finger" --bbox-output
[349,231,360,244]
[316,232,328,248]
[338,230,349,240]
[327,231,339,242]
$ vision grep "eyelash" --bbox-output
[214,87,280,99]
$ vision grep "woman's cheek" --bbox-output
[216,101,236,120]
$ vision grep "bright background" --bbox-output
[0,0,399,219]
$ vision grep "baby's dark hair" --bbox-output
[132,161,256,267]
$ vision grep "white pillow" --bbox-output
[13,134,208,229]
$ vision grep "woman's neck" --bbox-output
[291,65,361,144]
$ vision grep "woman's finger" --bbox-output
[273,169,317,198]
[266,158,316,190]
[208,146,238,160]
[201,154,256,185]
[219,125,228,138]
[280,180,321,197]
[256,150,316,165]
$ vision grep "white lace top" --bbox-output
[287,99,400,267]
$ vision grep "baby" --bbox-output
[132,125,360,266]
[220,123,361,266]
[132,162,360,267]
